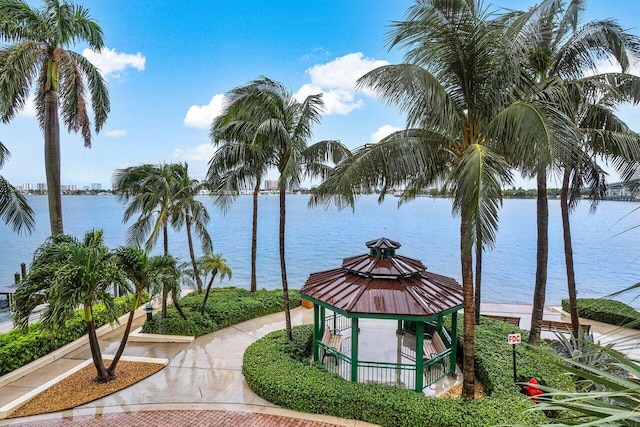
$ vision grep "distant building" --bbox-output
[91,183,102,191]
[111,181,119,191]
[23,183,32,191]
[37,183,47,191]
[264,179,279,191]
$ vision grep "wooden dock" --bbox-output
[0,284,17,300]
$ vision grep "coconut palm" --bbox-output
[170,163,213,293]
[503,0,640,345]
[198,253,232,315]
[0,142,34,234]
[0,0,109,235]
[12,230,126,382]
[312,0,578,398]
[209,91,273,293]
[211,76,348,340]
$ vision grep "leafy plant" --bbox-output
[562,298,640,330]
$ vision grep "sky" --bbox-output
[1,0,639,190]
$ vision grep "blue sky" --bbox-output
[1,0,639,190]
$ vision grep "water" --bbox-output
[1,194,639,323]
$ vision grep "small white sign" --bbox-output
[508,333,521,345]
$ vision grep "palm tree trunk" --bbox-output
[529,171,548,345]
[186,217,203,293]
[162,222,169,316]
[163,223,169,256]
[85,307,110,382]
[201,272,217,315]
[44,91,63,235]
[474,230,482,325]
[162,283,168,318]
[561,169,580,338]
[461,216,476,399]
[251,177,261,293]
[108,294,140,375]
[279,185,293,341]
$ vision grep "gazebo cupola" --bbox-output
[301,238,463,393]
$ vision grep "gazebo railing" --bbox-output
[318,342,351,379]
[357,360,416,388]
[423,350,451,387]
[324,313,350,334]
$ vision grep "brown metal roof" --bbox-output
[301,238,463,318]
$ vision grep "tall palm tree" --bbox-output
[215,77,348,340]
[312,0,577,398]
[503,0,640,345]
[13,230,126,382]
[170,163,213,293]
[209,91,273,293]
[0,0,109,235]
[198,253,232,315]
[0,142,34,234]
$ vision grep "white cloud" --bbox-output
[295,52,389,115]
[371,125,402,144]
[83,47,146,78]
[183,94,228,129]
[172,143,215,161]
[17,93,37,118]
[105,129,127,138]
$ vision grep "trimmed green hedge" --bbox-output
[0,294,140,376]
[562,298,640,329]
[141,287,301,337]
[242,320,571,426]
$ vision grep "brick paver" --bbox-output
[9,410,340,427]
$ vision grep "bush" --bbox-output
[562,298,640,329]
[141,287,301,337]
[0,294,141,376]
[242,321,561,426]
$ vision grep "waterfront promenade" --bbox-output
[0,303,638,427]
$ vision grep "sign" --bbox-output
[508,333,521,345]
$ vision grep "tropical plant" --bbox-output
[209,88,273,293]
[0,142,34,234]
[209,76,348,340]
[198,253,232,315]
[0,0,109,235]
[311,0,577,397]
[12,230,127,382]
[501,0,640,344]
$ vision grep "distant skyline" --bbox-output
[1,0,639,190]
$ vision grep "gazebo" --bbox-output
[301,237,463,393]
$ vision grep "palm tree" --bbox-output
[211,77,348,340]
[170,163,213,293]
[312,0,577,398]
[0,142,34,234]
[198,253,232,315]
[209,92,273,293]
[0,0,109,235]
[13,230,126,382]
[503,0,640,345]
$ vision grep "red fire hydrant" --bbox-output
[522,378,544,402]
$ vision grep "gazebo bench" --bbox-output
[423,332,447,373]
[540,319,591,334]
[321,328,343,363]
[481,314,521,327]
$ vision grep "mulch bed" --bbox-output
[442,380,486,399]
[10,361,164,419]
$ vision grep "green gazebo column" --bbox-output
[312,303,320,363]
[351,317,359,382]
[449,311,458,374]
[415,321,425,392]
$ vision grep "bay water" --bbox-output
[1,194,639,323]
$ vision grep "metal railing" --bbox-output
[318,342,351,380]
[357,360,416,389]
[324,313,350,334]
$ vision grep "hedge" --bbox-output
[141,287,301,337]
[242,319,573,427]
[0,294,141,376]
[562,298,640,329]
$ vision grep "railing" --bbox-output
[324,313,350,334]
[423,349,451,387]
[357,360,416,388]
[318,342,351,380]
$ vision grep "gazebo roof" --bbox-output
[301,238,463,318]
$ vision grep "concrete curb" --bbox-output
[0,355,168,420]
[128,327,194,343]
[0,306,146,389]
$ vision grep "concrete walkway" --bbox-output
[0,303,638,426]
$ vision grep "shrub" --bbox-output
[242,322,559,426]
[141,287,301,337]
[0,294,141,376]
[562,298,640,329]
